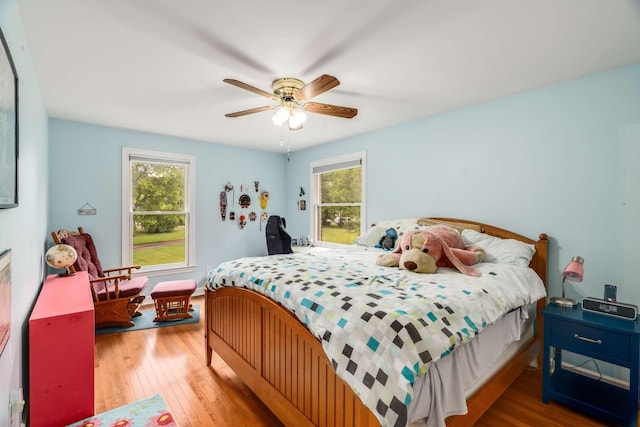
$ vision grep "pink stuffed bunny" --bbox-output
[376,224,485,276]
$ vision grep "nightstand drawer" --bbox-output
[550,318,630,364]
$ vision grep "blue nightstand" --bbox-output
[542,304,640,426]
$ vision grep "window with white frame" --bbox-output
[122,148,195,273]
[311,152,366,246]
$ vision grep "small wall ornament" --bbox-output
[219,191,227,221]
[260,191,269,209]
[239,194,251,208]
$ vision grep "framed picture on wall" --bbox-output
[0,25,19,209]
[0,249,11,356]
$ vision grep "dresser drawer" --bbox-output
[549,318,631,365]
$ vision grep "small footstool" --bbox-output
[150,279,197,322]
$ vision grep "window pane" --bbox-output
[133,214,186,266]
[132,162,185,212]
[318,205,361,245]
[320,167,361,204]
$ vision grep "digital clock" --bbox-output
[582,297,638,320]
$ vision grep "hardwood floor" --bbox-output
[94,296,625,426]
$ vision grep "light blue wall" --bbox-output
[0,0,50,424]
[284,63,640,308]
[48,119,288,292]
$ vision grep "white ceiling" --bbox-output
[17,0,640,153]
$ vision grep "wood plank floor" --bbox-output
[93,296,626,426]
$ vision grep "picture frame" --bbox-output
[0,25,19,209]
[0,249,11,357]
[298,200,306,211]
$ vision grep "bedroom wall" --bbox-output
[0,0,50,424]
[284,63,640,310]
[48,119,288,292]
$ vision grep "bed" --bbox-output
[205,218,548,427]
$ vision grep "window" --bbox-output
[122,148,195,274]
[311,152,366,246]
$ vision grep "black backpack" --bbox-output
[266,215,293,255]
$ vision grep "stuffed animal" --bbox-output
[376,224,485,276]
[375,228,398,251]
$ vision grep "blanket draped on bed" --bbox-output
[207,249,545,427]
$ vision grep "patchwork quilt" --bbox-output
[207,248,545,427]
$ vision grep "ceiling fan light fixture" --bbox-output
[224,75,357,127]
[272,106,290,126]
[288,108,307,129]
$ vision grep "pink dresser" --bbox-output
[29,271,94,427]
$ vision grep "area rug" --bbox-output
[65,394,176,427]
[96,304,199,335]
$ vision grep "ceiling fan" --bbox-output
[223,74,358,130]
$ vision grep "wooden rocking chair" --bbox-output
[51,227,148,328]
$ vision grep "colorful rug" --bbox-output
[65,394,176,427]
[96,304,199,335]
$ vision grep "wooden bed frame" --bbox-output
[205,218,548,427]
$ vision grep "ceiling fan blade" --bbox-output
[225,105,275,118]
[304,102,358,118]
[294,74,340,101]
[223,79,279,101]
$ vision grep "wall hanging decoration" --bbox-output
[219,191,227,221]
[260,191,269,209]
[0,26,19,209]
[254,181,259,192]
[229,211,235,221]
[0,249,11,356]
[239,193,251,209]
[260,211,268,231]
[77,202,97,215]
[249,211,257,221]
[225,182,234,202]
[298,187,306,211]
[238,214,246,230]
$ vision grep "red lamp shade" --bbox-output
[562,256,584,283]
[551,255,585,307]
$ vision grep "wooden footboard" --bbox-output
[206,287,379,427]
[205,218,548,427]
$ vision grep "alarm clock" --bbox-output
[582,297,638,321]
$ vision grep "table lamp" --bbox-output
[550,255,584,307]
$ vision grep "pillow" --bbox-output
[354,225,388,247]
[461,229,535,267]
[373,218,419,229]
[371,218,425,240]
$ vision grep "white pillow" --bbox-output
[461,229,535,267]
[355,225,388,247]
[372,218,425,239]
[373,217,418,227]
